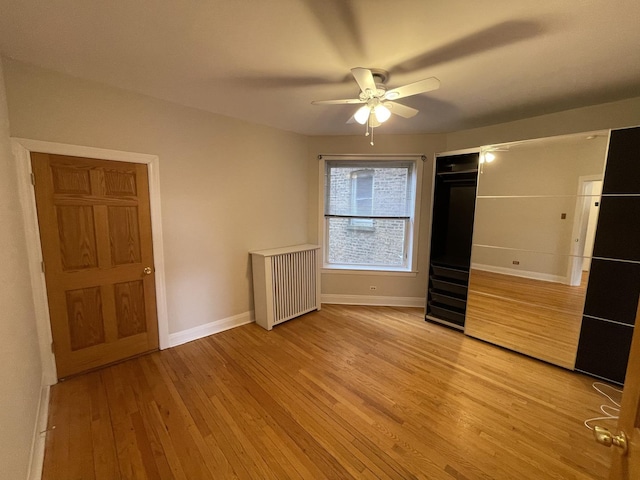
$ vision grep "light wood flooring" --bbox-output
[466,270,588,369]
[42,304,614,479]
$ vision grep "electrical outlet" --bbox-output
[513,260,520,265]
[369,286,377,291]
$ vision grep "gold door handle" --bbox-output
[143,266,153,275]
[593,426,628,454]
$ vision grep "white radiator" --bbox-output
[250,244,321,330]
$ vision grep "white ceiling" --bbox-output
[1,0,639,136]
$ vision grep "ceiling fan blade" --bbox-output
[351,67,377,94]
[312,98,365,105]
[385,77,440,100]
[385,101,419,118]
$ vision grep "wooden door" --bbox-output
[608,299,640,478]
[31,153,159,379]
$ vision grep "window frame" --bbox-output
[318,154,424,274]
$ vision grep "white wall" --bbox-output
[308,134,447,303]
[0,58,43,480]
[3,58,310,335]
[446,97,640,150]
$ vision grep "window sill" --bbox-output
[321,267,418,277]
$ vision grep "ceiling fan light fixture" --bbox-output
[354,105,371,124]
[311,68,441,145]
[374,104,391,123]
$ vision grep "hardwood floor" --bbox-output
[466,269,588,369]
[42,304,614,479]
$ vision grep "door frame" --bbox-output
[11,138,170,385]
[566,173,603,286]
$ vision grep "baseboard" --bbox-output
[28,384,50,480]
[472,263,567,284]
[168,311,255,347]
[321,294,425,308]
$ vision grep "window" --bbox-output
[322,156,422,271]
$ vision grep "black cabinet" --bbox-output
[575,126,640,385]
[426,153,479,329]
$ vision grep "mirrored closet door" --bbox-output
[464,131,609,369]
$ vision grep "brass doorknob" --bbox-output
[143,266,153,275]
[593,426,628,454]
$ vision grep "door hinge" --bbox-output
[41,261,45,273]
[30,172,35,186]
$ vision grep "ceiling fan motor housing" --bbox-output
[369,68,389,85]
[367,68,389,99]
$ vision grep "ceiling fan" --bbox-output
[311,67,440,144]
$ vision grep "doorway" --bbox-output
[568,176,603,286]
[12,139,169,384]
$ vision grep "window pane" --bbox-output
[327,217,406,267]
[352,170,373,216]
[326,163,412,217]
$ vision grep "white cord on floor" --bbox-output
[584,381,623,430]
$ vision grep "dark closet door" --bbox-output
[575,126,640,384]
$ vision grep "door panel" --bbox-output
[50,164,91,194]
[607,299,640,478]
[108,206,142,265]
[114,280,148,338]
[104,168,137,195]
[575,316,634,384]
[66,286,105,350]
[56,205,98,269]
[31,153,158,378]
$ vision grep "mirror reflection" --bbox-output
[476,133,608,196]
[465,131,609,368]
